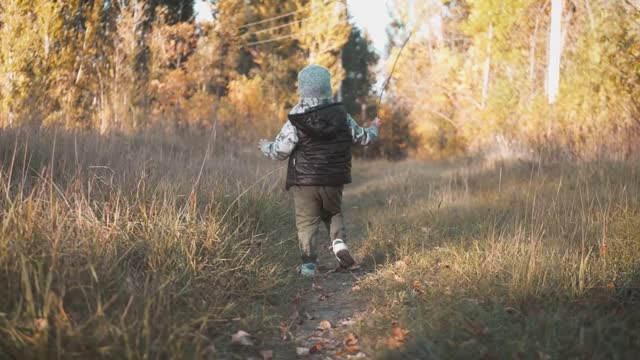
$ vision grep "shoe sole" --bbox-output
[335,249,355,268]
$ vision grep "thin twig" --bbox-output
[219,165,286,223]
[377,32,413,114]
[625,0,640,12]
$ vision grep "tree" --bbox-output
[341,25,379,118]
[158,0,194,23]
[294,0,351,97]
[546,0,563,104]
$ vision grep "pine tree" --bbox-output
[341,25,379,118]
[158,0,194,23]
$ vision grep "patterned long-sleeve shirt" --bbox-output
[260,113,379,161]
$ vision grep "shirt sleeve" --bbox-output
[260,121,298,161]
[347,114,379,146]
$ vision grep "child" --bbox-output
[258,64,381,277]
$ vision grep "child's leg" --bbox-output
[320,186,355,268]
[319,186,346,241]
[292,186,322,264]
[321,210,345,244]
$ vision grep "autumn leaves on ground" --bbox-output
[1,129,639,359]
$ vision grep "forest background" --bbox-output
[2,1,640,358]
[2,0,638,160]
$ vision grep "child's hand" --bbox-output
[371,117,382,128]
[258,139,270,152]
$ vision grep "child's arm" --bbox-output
[347,114,381,146]
[258,121,298,160]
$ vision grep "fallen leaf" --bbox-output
[386,326,409,349]
[343,345,361,355]
[34,318,48,332]
[391,327,409,341]
[607,282,615,289]
[411,281,426,298]
[347,352,367,359]
[309,342,324,353]
[393,274,406,283]
[351,285,361,292]
[319,294,330,301]
[260,350,273,360]
[339,318,356,326]
[231,330,254,346]
[344,332,359,347]
[600,243,607,257]
[312,283,323,291]
[318,320,332,330]
[279,322,290,341]
[394,260,407,269]
[387,337,403,349]
[296,347,310,356]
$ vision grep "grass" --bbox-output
[0,128,301,359]
[349,159,640,358]
[2,127,640,358]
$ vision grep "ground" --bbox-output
[276,181,376,359]
[274,158,640,359]
[2,131,639,359]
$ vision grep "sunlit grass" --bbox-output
[3,127,639,358]
[350,159,640,358]
[0,128,299,358]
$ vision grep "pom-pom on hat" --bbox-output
[297,64,333,99]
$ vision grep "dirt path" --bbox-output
[280,254,367,359]
[265,164,395,359]
[281,178,377,359]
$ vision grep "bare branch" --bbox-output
[426,109,459,129]
[625,0,640,13]
[378,32,413,111]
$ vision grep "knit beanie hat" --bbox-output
[297,64,333,99]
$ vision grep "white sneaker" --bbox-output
[332,239,355,268]
[300,263,316,277]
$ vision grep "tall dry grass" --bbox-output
[0,128,299,358]
[347,158,640,358]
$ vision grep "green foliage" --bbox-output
[341,25,379,116]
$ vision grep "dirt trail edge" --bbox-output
[288,258,368,359]
[283,179,375,359]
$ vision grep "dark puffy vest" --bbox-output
[286,103,352,190]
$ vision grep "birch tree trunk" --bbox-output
[547,0,563,104]
[481,23,493,109]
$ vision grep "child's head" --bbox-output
[298,64,332,99]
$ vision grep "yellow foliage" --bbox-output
[217,75,284,139]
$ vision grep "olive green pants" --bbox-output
[292,185,346,264]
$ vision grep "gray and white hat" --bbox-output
[297,64,333,99]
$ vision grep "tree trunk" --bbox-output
[547,0,563,104]
[481,23,493,109]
